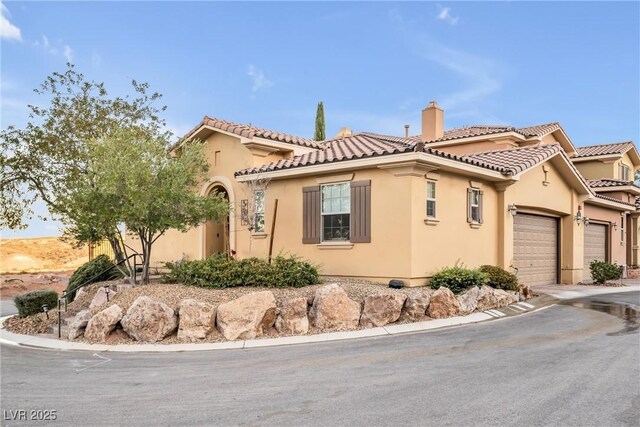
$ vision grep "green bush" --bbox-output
[590,260,623,284]
[66,255,123,303]
[14,290,59,317]
[429,267,489,294]
[163,254,319,288]
[479,265,519,291]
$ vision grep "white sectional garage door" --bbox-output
[514,214,558,286]
[583,223,607,280]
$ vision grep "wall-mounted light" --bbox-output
[507,204,518,216]
[612,221,618,230]
[574,206,584,226]
[584,217,590,227]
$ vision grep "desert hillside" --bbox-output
[0,237,88,273]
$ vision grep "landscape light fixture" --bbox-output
[507,204,518,216]
[41,304,49,319]
[103,284,111,302]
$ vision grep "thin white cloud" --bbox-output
[437,5,459,26]
[33,34,74,62]
[0,1,22,41]
[63,44,73,62]
[91,51,102,67]
[247,65,274,92]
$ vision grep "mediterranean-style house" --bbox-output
[128,102,640,287]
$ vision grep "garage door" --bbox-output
[514,214,558,286]
[583,224,607,280]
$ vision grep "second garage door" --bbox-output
[583,223,607,280]
[514,214,558,286]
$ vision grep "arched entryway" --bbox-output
[199,176,236,259]
[205,185,229,256]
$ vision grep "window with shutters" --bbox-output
[321,183,350,241]
[468,188,483,224]
[426,181,436,218]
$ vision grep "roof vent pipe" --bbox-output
[404,124,410,138]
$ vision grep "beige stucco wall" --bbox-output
[574,160,616,180]
[583,203,627,265]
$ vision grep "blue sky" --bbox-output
[1,1,639,238]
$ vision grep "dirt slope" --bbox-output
[0,237,88,273]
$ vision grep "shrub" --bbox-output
[163,254,319,288]
[429,267,489,294]
[66,255,123,303]
[14,290,59,317]
[590,260,623,284]
[479,265,519,291]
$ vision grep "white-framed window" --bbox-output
[619,163,630,181]
[468,188,483,223]
[621,214,625,242]
[321,182,350,241]
[253,190,265,233]
[426,181,436,218]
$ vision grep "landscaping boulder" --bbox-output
[89,286,117,309]
[360,293,407,327]
[177,299,217,341]
[308,284,361,330]
[402,290,433,320]
[84,304,123,342]
[477,286,501,311]
[121,296,178,343]
[275,297,309,335]
[216,291,277,340]
[457,286,481,314]
[426,287,460,319]
[494,289,520,307]
[67,309,92,340]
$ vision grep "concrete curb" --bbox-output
[2,285,635,353]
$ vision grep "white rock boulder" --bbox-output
[426,287,460,319]
[177,299,217,341]
[84,304,123,342]
[308,284,361,330]
[89,286,117,309]
[67,309,92,340]
[275,297,309,335]
[216,291,277,340]
[359,293,407,327]
[402,290,433,320]
[457,286,481,314]
[121,296,178,342]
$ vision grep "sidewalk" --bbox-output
[532,280,640,300]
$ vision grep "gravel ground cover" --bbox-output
[4,277,432,343]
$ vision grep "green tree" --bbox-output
[313,101,325,141]
[66,129,229,283]
[0,64,169,262]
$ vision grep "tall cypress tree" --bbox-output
[314,101,326,141]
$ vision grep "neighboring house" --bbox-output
[130,102,639,287]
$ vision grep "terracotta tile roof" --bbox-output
[462,145,562,175]
[588,179,637,189]
[374,121,561,144]
[183,116,320,149]
[235,135,563,177]
[574,142,634,158]
[594,193,637,208]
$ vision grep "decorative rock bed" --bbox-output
[3,280,529,344]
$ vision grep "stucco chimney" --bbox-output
[421,101,444,142]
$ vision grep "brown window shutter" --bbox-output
[302,186,320,244]
[350,180,371,243]
[478,190,484,224]
[466,188,472,223]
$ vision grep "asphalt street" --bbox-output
[1,291,638,427]
[0,300,17,317]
